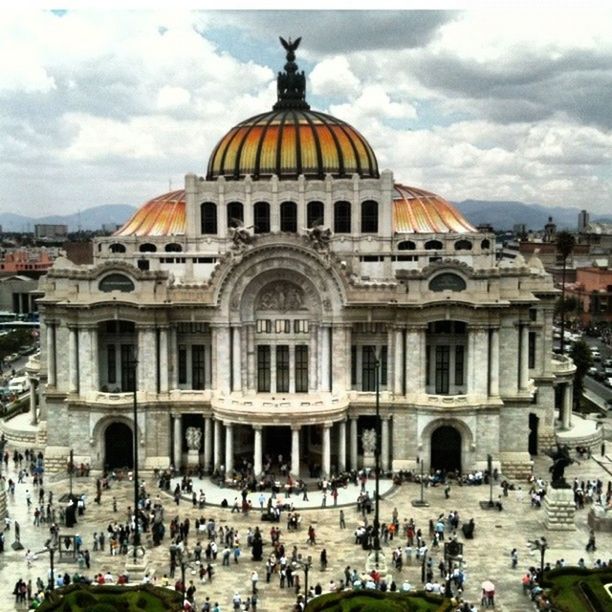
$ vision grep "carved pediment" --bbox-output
[257,281,305,311]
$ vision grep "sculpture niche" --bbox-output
[185,426,202,469]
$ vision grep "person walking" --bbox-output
[320,548,328,571]
[511,548,518,569]
[251,570,258,594]
[585,529,596,552]
[339,509,346,529]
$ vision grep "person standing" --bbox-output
[320,548,328,571]
[586,529,596,552]
[251,569,258,594]
[511,548,518,569]
[339,509,346,529]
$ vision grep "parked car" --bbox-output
[588,366,598,376]
[8,376,28,394]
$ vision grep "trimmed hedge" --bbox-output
[305,589,454,612]
[36,583,183,612]
[540,568,612,612]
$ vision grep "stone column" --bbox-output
[173,414,182,470]
[387,326,395,393]
[350,417,358,470]
[338,420,347,472]
[213,419,222,470]
[520,324,530,390]
[322,422,331,477]
[331,325,348,394]
[214,325,231,394]
[308,323,318,392]
[204,417,212,473]
[467,328,476,394]
[225,423,234,474]
[319,325,331,392]
[29,378,37,425]
[393,327,404,395]
[405,326,423,393]
[474,327,489,395]
[232,325,241,392]
[159,326,169,393]
[68,326,78,394]
[562,383,572,429]
[169,326,178,389]
[253,426,262,477]
[90,326,99,393]
[246,324,256,391]
[46,322,56,387]
[489,328,500,396]
[381,416,390,472]
[291,427,300,476]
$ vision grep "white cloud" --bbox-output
[156,86,191,110]
[310,56,360,97]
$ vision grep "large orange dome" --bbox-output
[206,109,379,181]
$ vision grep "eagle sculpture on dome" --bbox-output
[274,36,309,110]
[279,36,301,60]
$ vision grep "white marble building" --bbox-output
[34,43,572,479]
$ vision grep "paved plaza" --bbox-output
[0,437,610,611]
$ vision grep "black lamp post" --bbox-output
[43,536,58,590]
[131,356,140,562]
[68,449,74,497]
[412,455,430,507]
[373,356,381,562]
[295,555,312,606]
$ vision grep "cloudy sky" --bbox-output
[1,7,611,217]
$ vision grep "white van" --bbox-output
[8,376,28,394]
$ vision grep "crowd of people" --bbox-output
[1,434,611,611]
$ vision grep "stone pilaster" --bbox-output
[291,426,300,476]
[489,328,500,396]
[225,423,234,473]
[338,420,346,472]
[322,422,331,477]
[68,326,78,394]
[204,417,212,473]
[159,326,169,393]
[350,417,358,470]
[253,426,262,477]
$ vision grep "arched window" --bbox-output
[253,201,270,234]
[165,243,183,252]
[227,201,244,229]
[398,240,416,250]
[280,201,297,232]
[334,201,351,233]
[429,273,467,292]
[425,239,443,250]
[455,239,472,251]
[201,202,217,235]
[481,238,491,250]
[139,243,157,252]
[109,243,126,253]
[307,201,324,228]
[361,200,378,233]
[99,274,135,293]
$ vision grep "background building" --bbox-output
[36,42,566,480]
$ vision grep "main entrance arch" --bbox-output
[104,422,133,469]
[431,425,462,473]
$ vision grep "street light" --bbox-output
[411,455,430,507]
[131,354,140,562]
[529,537,548,581]
[373,356,381,562]
[294,555,312,606]
[45,536,58,590]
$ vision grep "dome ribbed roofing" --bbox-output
[206,109,379,181]
[114,190,186,237]
[393,184,476,234]
[113,185,476,237]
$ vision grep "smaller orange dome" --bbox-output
[393,185,475,234]
[114,190,185,237]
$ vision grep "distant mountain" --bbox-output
[454,200,612,232]
[0,204,137,232]
[1,200,610,234]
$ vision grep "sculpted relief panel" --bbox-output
[257,282,305,311]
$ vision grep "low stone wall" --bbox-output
[0,419,39,448]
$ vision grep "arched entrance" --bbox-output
[431,425,462,473]
[104,422,133,469]
[528,413,539,455]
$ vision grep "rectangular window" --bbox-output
[192,344,205,390]
[426,345,431,386]
[351,346,357,386]
[293,320,309,333]
[178,345,187,384]
[362,346,377,391]
[435,345,450,394]
[256,319,272,333]
[120,344,136,392]
[528,332,537,369]
[275,345,289,392]
[295,345,308,393]
[257,345,271,392]
[107,345,116,384]
[455,345,465,386]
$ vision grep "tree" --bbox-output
[556,231,576,354]
[570,339,593,411]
